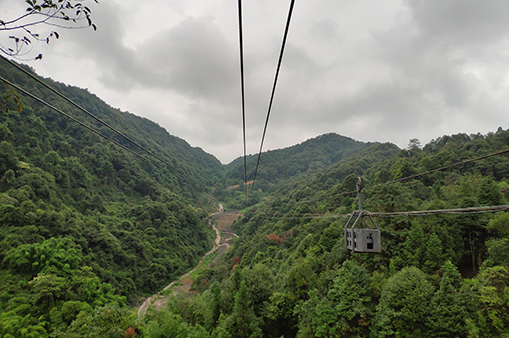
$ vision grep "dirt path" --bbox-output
[137,211,241,320]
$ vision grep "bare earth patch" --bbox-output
[150,296,169,312]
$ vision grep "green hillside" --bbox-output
[0,59,225,191]
[215,135,396,211]
[0,59,224,336]
[225,133,376,185]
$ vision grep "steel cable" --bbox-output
[251,0,296,192]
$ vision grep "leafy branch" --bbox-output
[1,80,24,113]
[0,0,98,60]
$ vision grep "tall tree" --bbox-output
[222,280,262,338]
[427,262,468,338]
[296,260,373,337]
[374,267,434,337]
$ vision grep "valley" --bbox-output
[137,211,241,320]
[0,59,508,337]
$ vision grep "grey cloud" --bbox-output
[373,31,472,110]
[140,16,238,100]
[407,0,509,46]
[68,2,151,90]
[70,7,238,102]
[18,0,509,164]
[309,19,340,42]
[374,2,509,119]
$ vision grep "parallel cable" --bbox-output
[251,0,296,191]
[258,148,509,219]
[294,147,509,205]
[0,56,200,187]
[368,149,509,191]
[0,75,205,188]
[264,205,509,220]
[370,204,509,217]
[237,0,248,202]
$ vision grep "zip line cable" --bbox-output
[237,0,248,202]
[0,75,206,188]
[293,147,509,205]
[251,0,296,192]
[0,56,200,187]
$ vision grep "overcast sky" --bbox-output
[2,0,509,164]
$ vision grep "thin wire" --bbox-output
[368,149,509,191]
[0,75,205,188]
[251,0,296,192]
[0,56,200,187]
[294,148,509,205]
[237,0,248,202]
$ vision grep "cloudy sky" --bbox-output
[2,0,509,163]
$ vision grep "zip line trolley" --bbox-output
[344,177,381,253]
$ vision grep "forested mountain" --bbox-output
[0,59,224,335]
[225,133,376,186]
[215,135,395,211]
[0,59,225,190]
[2,58,509,337]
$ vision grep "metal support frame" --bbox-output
[344,177,381,253]
[344,211,381,253]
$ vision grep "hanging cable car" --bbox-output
[344,210,381,253]
[344,177,381,253]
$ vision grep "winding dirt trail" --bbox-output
[137,211,241,320]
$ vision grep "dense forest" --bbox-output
[225,133,375,184]
[1,58,509,337]
[213,135,395,210]
[0,59,223,336]
[157,130,509,338]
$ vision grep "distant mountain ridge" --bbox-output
[1,60,404,198]
[1,59,402,192]
[224,133,389,185]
